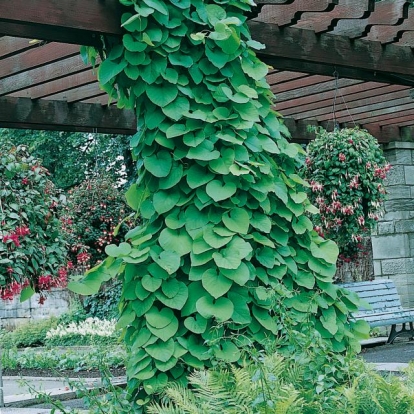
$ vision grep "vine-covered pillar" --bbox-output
[73,0,366,408]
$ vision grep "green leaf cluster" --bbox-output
[74,0,368,406]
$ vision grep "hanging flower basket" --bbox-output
[302,126,391,260]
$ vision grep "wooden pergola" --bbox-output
[1,0,414,143]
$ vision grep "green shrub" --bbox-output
[82,279,122,320]
[2,345,126,372]
[0,317,58,349]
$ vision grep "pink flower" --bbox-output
[357,216,365,226]
[338,153,346,162]
[331,201,342,211]
[310,181,323,192]
[21,177,29,185]
[77,252,91,264]
[341,205,354,215]
[14,226,30,236]
[349,176,360,189]
[3,233,20,247]
[38,275,52,290]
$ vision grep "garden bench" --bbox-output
[340,279,414,344]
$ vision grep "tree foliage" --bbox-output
[71,0,367,408]
[0,128,133,190]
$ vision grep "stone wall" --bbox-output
[371,142,414,307]
[0,288,70,329]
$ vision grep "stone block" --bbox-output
[384,149,413,165]
[395,219,414,234]
[385,199,414,212]
[382,211,412,221]
[384,165,405,186]
[405,166,414,185]
[0,288,70,326]
[387,186,412,200]
[384,142,414,151]
[373,260,382,277]
[377,221,394,235]
[371,234,410,259]
[381,258,414,275]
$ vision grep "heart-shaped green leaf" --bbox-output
[206,180,237,202]
[159,228,192,257]
[196,296,234,322]
[184,314,208,334]
[214,340,241,362]
[203,226,233,249]
[310,240,339,264]
[153,191,181,214]
[146,83,178,107]
[228,291,251,324]
[147,316,179,342]
[221,262,250,286]
[146,307,175,329]
[202,268,233,299]
[142,274,163,292]
[153,250,181,275]
[187,141,220,161]
[144,151,172,177]
[105,242,132,257]
[222,208,250,234]
[159,163,184,190]
[146,338,175,362]
[162,96,190,121]
[186,165,214,189]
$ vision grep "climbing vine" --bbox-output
[72,0,367,408]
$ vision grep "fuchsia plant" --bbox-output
[303,127,390,261]
[0,142,68,301]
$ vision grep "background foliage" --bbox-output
[0,128,133,190]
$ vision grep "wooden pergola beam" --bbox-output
[250,22,414,86]
[0,0,124,46]
[1,0,414,86]
[284,117,407,143]
[0,97,136,135]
